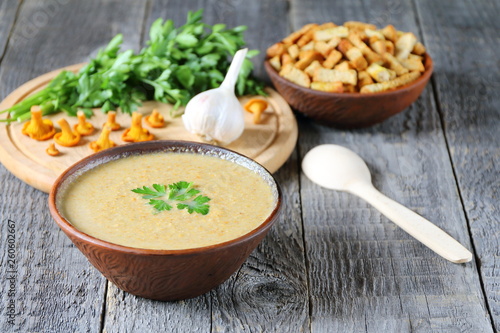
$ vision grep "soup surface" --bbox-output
[59,153,276,250]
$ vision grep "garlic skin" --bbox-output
[182,48,248,145]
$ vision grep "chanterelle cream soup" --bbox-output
[59,153,276,250]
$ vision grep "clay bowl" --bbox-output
[48,140,282,301]
[264,53,433,128]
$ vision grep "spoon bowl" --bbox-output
[302,144,371,191]
[302,144,472,264]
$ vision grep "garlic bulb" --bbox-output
[182,48,248,144]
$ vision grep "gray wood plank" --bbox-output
[0,170,106,333]
[103,283,212,333]
[414,0,500,330]
[0,0,19,60]
[290,0,493,331]
[0,0,148,332]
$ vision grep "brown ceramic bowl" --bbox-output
[48,140,282,301]
[264,53,433,128]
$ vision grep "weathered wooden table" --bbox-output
[1,0,498,332]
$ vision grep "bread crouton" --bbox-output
[287,44,300,59]
[382,52,409,75]
[313,68,358,86]
[310,81,344,93]
[279,64,311,87]
[395,32,417,60]
[344,21,377,31]
[304,60,322,77]
[412,42,426,55]
[357,70,374,88]
[313,26,349,41]
[360,71,421,92]
[267,42,286,58]
[366,63,395,82]
[381,24,397,42]
[269,55,281,71]
[322,50,343,69]
[295,51,323,70]
[400,58,425,72]
[314,41,334,57]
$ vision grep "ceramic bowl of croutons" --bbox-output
[264,21,433,128]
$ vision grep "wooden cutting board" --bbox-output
[0,64,298,193]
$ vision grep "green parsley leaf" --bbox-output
[132,181,210,215]
[149,199,172,212]
[177,195,211,215]
[131,184,167,199]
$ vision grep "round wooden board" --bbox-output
[0,64,297,193]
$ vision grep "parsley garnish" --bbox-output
[132,181,210,215]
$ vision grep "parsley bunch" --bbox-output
[1,9,265,123]
[132,181,210,215]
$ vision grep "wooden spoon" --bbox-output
[301,144,472,264]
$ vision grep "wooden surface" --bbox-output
[0,0,498,332]
[0,64,297,193]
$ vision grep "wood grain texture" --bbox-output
[0,0,499,332]
[0,0,147,332]
[0,171,107,333]
[415,0,500,330]
[0,0,19,60]
[292,0,494,331]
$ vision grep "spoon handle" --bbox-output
[348,181,473,263]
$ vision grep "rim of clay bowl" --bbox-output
[264,53,433,99]
[48,140,282,257]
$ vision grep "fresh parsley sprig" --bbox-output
[132,181,210,215]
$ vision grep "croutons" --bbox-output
[266,21,426,93]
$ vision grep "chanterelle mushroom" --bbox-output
[90,126,116,152]
[145,109,165,128]
[54,118,81,147]
[122,112,154,142]
[103,111,121,131]
[244,98,268,124]
[22,106,56,141]
[46,143,60,156]
[73,110,94,136]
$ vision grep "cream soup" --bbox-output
[59,153,276,250]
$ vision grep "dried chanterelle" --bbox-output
[46,143,60,156]
[90,126,116,152]
[54,118,81,147]
[145,109,165,128]
[22,106,56,141]
[73,110,94,136]
[244,98,268,124]
[103,111,121,131]
[122,112,154,142]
